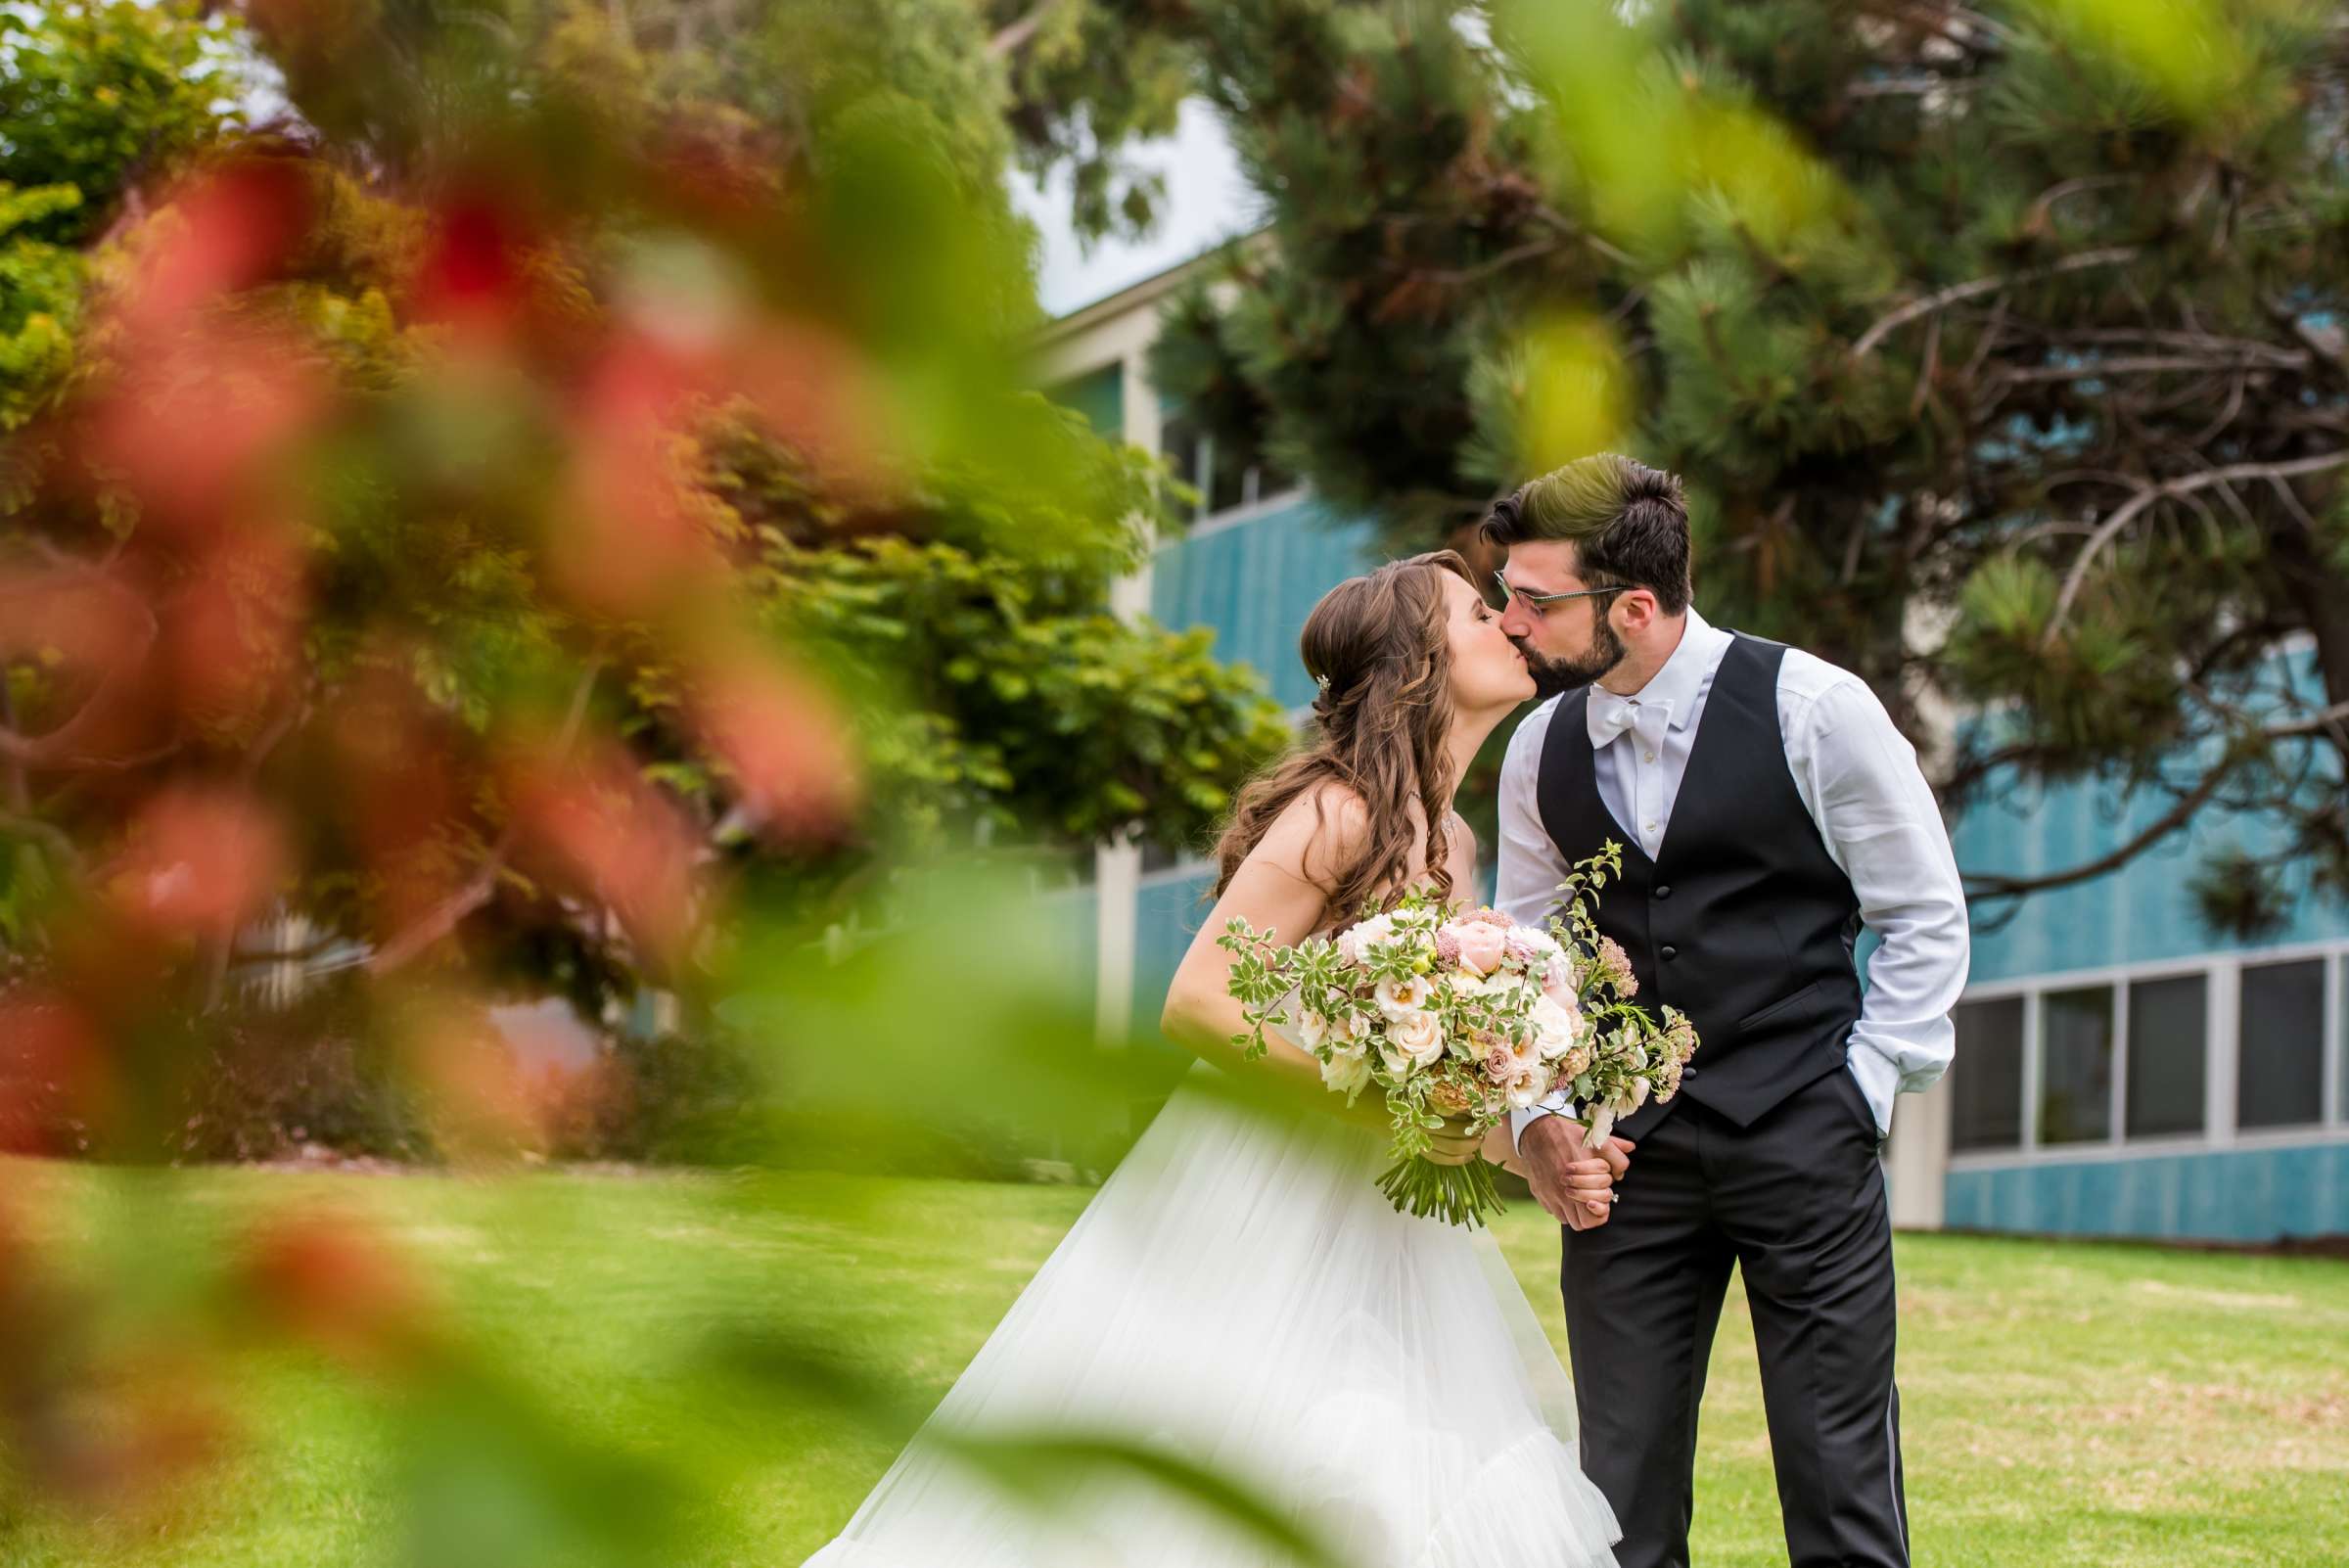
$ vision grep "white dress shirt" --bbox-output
[1498,606,1969,1143]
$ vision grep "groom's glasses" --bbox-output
[1488,569,1621,619]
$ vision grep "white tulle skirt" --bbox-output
[802,1064,1621,1568]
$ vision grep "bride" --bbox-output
[804,551,1625,1568]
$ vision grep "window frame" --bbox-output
[1947,940,2349,1169]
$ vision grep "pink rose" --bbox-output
[1449,920,1509,977]
[1483,1045,1514,1084]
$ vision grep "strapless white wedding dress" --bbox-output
[803,1061,1622,1568]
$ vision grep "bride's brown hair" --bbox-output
[1211,550,1474,918]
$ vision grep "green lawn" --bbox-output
[4,1159,2345,1567]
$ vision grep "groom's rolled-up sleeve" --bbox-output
[1497,701,1575,1152]
[1785,669,1970,1138]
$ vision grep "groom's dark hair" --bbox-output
[1479,454,1692,614]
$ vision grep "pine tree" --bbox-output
[1128,0,2349,923]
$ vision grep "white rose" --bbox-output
[1346,912,1396,953]
[1504,1063,1548,1110]
[1374,975,1435,1017]
[1530,993,1581,1060]
[1296,1009,1330,1049]
[1385,1007,1445,1066]
[1320,1046,1372,1098]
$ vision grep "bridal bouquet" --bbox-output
[1219,844,1698,1228]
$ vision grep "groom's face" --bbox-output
[1495,541,1626,697]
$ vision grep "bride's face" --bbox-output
[1441,573,1537,713]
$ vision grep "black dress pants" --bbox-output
[1558,1064,1909,1568]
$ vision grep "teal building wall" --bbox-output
[1942,648,2348,1243]
[1150,495,1386,712]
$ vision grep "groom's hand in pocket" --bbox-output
[1520,1118,1624,1228]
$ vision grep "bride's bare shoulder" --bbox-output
[1248,782,1374,890]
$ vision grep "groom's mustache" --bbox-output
[1510,634,1583,699]
[1511,630,1625,697]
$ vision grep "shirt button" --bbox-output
[1660,945,1679,960]
[1643,821,1658,833]
[1643,752,1657,763]
[1655,885,1673,899]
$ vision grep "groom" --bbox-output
[1486,455,1969,1568]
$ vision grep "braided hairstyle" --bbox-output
[1211,551,1474,919]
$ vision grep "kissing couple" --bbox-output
[806,454,1969,1568]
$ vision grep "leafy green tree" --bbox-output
[0,182,84,431]
[0,0,248,428]
[0,0,242,247]
[0,0,1286,1012]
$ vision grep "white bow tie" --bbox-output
[1588,697,1672,752]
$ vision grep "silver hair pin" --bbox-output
[1313,672,1332,693]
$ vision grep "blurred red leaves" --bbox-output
[681,640,861,846]
[0,38,898,1536]
[241,1207,436,1374]
[103,786,288,946]
[0,562,161,768]
[324,657,472,946]
[112,157,316,344]
[504,737,705,969]
[0,992,110,1156]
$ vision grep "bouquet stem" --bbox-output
[1376,1156,1505,1229]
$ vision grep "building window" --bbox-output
[1161,410,1294,521]
[2040,986,2114,1144]
[2239,958,2326,1130]
[2125,974,2206,1138]
[1950,996,2025,1151]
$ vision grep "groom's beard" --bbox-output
[1513,620,1625,698]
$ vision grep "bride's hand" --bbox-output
[1423,1117,1483,1167]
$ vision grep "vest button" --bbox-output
[1654,885,1673,899]
[1660,945,1679,960]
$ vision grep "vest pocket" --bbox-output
[1735,979,1824,1034]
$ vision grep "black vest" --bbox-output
[1535,634,1863,1138]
